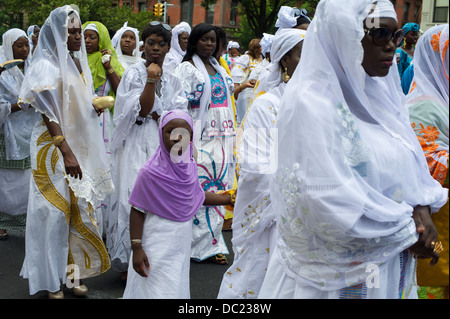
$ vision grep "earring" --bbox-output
[282,66,290,83]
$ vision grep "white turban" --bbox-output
[260,33,274,57]
[275,6,298,29]
[270,28,306,64]
[263,28,307,89]
[227,41,240,51]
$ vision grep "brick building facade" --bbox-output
[115,0,241,29]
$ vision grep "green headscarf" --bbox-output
[82,21,124,111]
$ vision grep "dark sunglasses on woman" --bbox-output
[364,27,405,47]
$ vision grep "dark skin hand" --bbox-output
[409,205,440,265]
[139,33,170,119]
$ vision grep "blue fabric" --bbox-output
[401,64,414,95]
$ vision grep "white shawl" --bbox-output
[19,6,114,205]
[272,0,448,290]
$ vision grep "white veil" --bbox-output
[19,5,114,205]
[272,0,448,290]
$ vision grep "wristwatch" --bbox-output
[147,77,157,84]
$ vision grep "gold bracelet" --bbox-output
[52,135,65,147]
[107,67,115,74]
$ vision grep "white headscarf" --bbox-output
[272,0,447,290]
[0,28,39,160]
[169,22,191,64]
[227,41,240,51]
[19,5,114,205]
[111,22,142,69]
[406,24,449,107]
[275,6,299,29]
[262,28,306,90]
[260,33,274,58]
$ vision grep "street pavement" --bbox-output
[0,228,234,299]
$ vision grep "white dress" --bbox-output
[174,61,236,262]
[218,84,284,299]
[107,61,187,272]
[123,209,192,299]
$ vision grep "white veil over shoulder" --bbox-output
[19,5,114,205]
[272,0,448,290]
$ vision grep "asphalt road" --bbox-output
[0,228,234,299]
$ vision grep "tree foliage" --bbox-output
[201,0,319,49]
[0,0,156,34]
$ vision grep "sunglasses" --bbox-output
[150,21,172,32]
[364,27,405,47]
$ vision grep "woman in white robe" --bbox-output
[107,22,188,278]
[0,29,39,238]
[19,6,114,298]
[174,23,236,264]
[163,21,191,74]
[218,28,306,299]
[259,0,448,299]
[112,22,144,69]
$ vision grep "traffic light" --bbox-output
[160,2,165,16]
[153,3,163,17]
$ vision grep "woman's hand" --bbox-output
[146,63,162,82]
[59,143,83,180]
[101,49,112,69]
[409,205,440,265]
[92,103,104,117]
[132,246,150,277]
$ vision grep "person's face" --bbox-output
[162,119,192,157]
[405,30,418,46]
[12,36,30,60]
[229,47,239,57]
[120,30,136,56]
[84,29,99,54]
[361,17,398,77]
[281,41,303,78]
[144,33,170,65]
[32,26,40,46]
[178,31,189,51]
[67,16,82,52]
[196,30,216,59]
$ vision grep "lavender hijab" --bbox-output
[128,110,205,222]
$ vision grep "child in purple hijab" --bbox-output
[123,110,233,299]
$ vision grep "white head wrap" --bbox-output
[111,22,142,68]
[19,5,114,205]
[406,24,449,106]
[169,22,192,63]
[261,28,306,90]
[271,0,447,291]
[84,23,98,33]
[260,33,274,58]
[227,41,240,51]
[275,6,298,29]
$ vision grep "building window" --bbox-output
[403,2,410,22]
[138,1,146,11]
[433,0,448,23]
[181,0,190,22]
[205,4,215,24]
[230,0,238,26]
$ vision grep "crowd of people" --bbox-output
[0,0,448,300]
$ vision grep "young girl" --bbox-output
[108,22,187,280]
[122,110,233,299]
